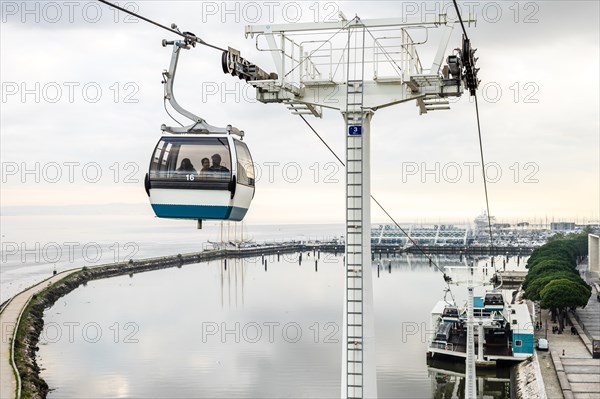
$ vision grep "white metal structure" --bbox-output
[466,284,477,398]
[244,13,474,398]
[145,37,255,226]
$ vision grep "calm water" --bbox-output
[37,253,526,398]
[0,206,345,302]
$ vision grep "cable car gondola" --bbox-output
[144,36,255,227]
[145,131,255,221]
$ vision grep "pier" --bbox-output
[373,245,535,256]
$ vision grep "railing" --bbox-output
[12,296,32,399]
[430,341,454,351]
[254,26,426,89]
[373,28,424,81]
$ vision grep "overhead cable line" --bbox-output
[293,106,453,284]
[452,0,496,274]
[452,0,470,41]
[97,0,227,52]
[473,95,496,266]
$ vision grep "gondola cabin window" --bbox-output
[234,140,255,187]
[150,137,232,183]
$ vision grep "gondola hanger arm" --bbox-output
[161,38,244,137]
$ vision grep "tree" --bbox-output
[523,260,577,289]
[544,239,576,253]
[528,244,577,268]
[524,235,592,328]
[546,232,565,242]
[528,253,575,269]
[568,232,589,255]
[539,279,592,331]
[524,271,590,301]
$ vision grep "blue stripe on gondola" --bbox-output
[229,206,249,221]
[151,204,248,221]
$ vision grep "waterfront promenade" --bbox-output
[0,269,81,399]
[536,262,600,399]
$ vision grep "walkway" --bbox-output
[535,261,600,399]
[577,263,600,346]
[535,308,564,398]
[548,324,599,399]
[0,269,80,399]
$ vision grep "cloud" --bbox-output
[1,1,598,223]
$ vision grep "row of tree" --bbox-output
[523,231,591,331]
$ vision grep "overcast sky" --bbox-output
[1,0,599,225]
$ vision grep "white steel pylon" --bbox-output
[466,286,477,399]
[244,12,475,398]
[343,24,373,398]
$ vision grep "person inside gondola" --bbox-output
[200,157,210,172]
[177,158,196,173]
[209,153,229,173]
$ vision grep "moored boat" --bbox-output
[427,289,534,363]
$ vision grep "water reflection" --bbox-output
[38,253,526,398]
[427,359,511,399]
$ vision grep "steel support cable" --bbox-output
[452,0,470,41]
[96,0,227,52]
[452,0,496,274]
[474,94,497,271]
[292,107,453,284]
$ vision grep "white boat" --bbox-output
[427,289,534,363]
[474,211,497,232]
